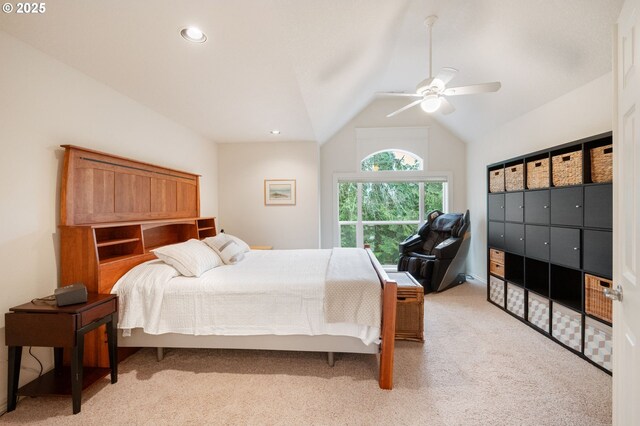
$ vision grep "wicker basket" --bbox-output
[526,158,550,189]
[489,169,504,193]
[590,144,613,183]
[489,261,504,278]
[552,150,583,186]
[505,164,524,191]
[585,274,613,323]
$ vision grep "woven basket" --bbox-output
[505,164,524,191]
[591,144,613,183]
[526,158,550,189]
[552,150,582,186]
[585,274,613,323]
[489,169,504,193]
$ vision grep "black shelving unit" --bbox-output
[486,131,613,374]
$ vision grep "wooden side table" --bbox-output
[250,245,273,250]
[388,272,424,342]
[5,293,118,414]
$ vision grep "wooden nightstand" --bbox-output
[388,272,424,342]
[250,245,273,250]
[5,293,118,414]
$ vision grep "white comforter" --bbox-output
[112,249,381,345]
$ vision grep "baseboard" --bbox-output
[467,273,487,284]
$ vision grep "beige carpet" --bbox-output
[1,280,612,425]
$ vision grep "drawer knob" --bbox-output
[500,234,504,238]
[575,205,582,208]
[544,242,548,245]
[519,238,524,241]
[543,205,549,209]
[573,247,579,251]
[501,206,504,209]
[519,205,524,209]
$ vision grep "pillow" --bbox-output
[225,233,251,253]
[152,239,223,277]
[203,234,245,264]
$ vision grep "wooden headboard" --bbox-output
[60,145,200,225]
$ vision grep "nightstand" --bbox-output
[250,245,273,250]
[5,293,118,414]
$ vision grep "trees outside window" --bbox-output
[338,150,446,266]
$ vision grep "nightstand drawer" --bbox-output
[5,313,76,347]
[80,299,116,328]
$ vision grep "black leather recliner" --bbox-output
[397,210,470,293]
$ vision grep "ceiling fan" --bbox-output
[380,15,501,117]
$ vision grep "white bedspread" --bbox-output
[112,249,381,345]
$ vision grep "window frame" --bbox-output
[360,149,424,172]
[332,170,453,258]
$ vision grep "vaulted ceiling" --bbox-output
[0,0,623,144]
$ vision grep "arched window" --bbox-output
[360,150,423,172]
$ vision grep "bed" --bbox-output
[58,145,397,389]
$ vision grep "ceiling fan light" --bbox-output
[421,95,441,113]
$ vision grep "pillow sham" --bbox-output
[225,233,251,253]
[152,239,223,277]
[203,234,245,264]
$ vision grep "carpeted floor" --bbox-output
[1,280,612,425]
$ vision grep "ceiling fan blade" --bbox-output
[377,92,423,98]
[386,99,423,117]
[439,97,455,115]
[443,82,501,96]
[434,67,458,86]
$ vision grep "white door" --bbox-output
[614,1,640,424]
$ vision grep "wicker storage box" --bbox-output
[590,144,613,183]
[489,169,505,193]
[527,292,550,332]
[506,283,525,318]
[489,276,505,306]
[552,150,583,186]
[391,272,424,342]
[489,261,504,278]
[585,274,613,323]
[526,158,550,189]
[505,164,524,191]
[489,249,505,264]
[552,303,582,351]
[584,317,613,371]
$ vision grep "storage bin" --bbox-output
[505,164,524,191]
[489,249,505,265]
[489,261,505,278]
[552,150,583,187]
[526,158,550,189]
[552,303,582,351]
[585,274,613,323]
[489,276,505,306]
[584,317,612,371]
[392,272,424,342]
[590,144,613,183]
[527,292,550,332]
[506,283,525,318]
[489,169,505,193]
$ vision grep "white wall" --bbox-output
[466,73,613,280]
[320,98,467,248]
[0,32,219,408]
[217,142,319,249]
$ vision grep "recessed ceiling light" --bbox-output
[270,130,281,135]
[180,27,207,43]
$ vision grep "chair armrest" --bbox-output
[407,252,437,261]
[433,237,462,259]
[399,234,423,254]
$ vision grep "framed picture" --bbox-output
[264,179,296,206]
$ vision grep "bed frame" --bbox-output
[59,145,397,389]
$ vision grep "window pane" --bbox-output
[338,182,358,221]
[364,224,418,265]
[361,150,422,171]
[340,224,356,248]
[362,182,419,221]
[424,182,444,213]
